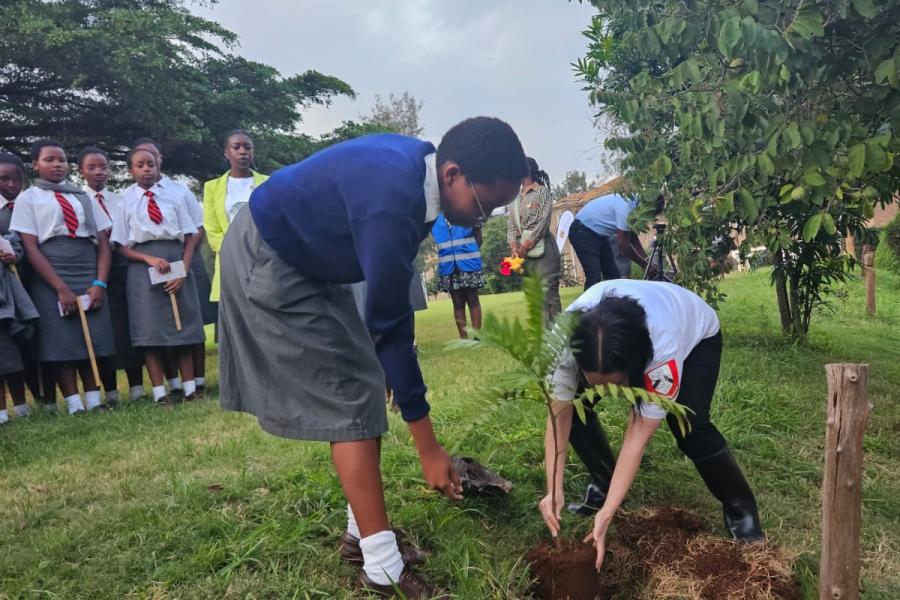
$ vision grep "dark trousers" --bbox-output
[570,331,727,482]
[569,220,620,290]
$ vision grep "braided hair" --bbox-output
[526,156,551,188]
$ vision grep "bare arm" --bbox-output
[540,401,575,537]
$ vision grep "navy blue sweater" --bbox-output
[250,134,436,423]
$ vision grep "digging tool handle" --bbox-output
[170,293,182,331]
[77,302,101,386]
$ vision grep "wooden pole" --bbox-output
[820,363,870,600]
[862,245,875,316]
[170,293,182,331]
[77,302,102,387]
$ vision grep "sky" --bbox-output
[191,0,611,184]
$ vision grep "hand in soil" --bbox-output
[539,492,565,538]
[583,510,613,571]
[420,446,463,500]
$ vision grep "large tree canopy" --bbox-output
[0,0,356,180]
[576,0,899,335]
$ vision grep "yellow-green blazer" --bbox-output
[203,170,268,301]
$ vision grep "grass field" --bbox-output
[1,269,898,599]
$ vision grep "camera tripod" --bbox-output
[643,223,677,282]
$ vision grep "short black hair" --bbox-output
[436,117,527,185]
[77,146,108,169]
[0,153,25,175]
[224,129,253,147]
[131,137,162,153]
[30,138,65,162]
[126,147,157,169]
[572,294,654,389]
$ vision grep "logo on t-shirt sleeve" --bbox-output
[644,360,680,398]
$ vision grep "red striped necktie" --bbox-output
[5,200,12,211]
[95,192,111,219]
[145,190,163,224]
[54,192,79,238]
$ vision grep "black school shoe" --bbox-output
[567,482,609,516]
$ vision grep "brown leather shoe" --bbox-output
[339,530,426,566]
[358,568,449,599]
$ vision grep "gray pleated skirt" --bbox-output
[28,237,115,362]
[0,326,23,375]
[106,256,144,370]
[126,240,205,348]
[217,208,388,442]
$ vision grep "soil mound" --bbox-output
[526,507,801,600]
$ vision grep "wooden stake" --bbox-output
[170,293,182,331]
[862,245,875,316]
[820,363,869,600]
[77,301,101,387]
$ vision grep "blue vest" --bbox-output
[432,213,482,276]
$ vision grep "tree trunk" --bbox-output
[773,250,792,334]
[820,364,870,600]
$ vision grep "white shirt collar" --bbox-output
[423,153,441,223]
[84,186,107,197]
[0,196,12,210]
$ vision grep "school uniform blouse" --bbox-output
[157,176,204,230]
[83,187,123,224]
[10,186,113,243]
[250,133,439,423]
[110,184,198,247]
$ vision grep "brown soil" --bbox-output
[526,507,802,600]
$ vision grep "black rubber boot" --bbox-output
[691,447,764,542]
[567,407,616,516]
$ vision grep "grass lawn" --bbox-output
[1,269,898,599]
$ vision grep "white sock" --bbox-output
[84,390,102,410]
[359,530,404,586]
[65,394,85,415]
[183,379,197,396]
[168,377,183,391]
[152,385,167,401]
[0,409,8,424]
[130,385,144,400]
[347,504,361,539]
[106,390,120,403]
[196,376,205,387]
[14,404,30,418]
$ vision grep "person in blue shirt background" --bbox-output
[217,117,527,598]
[432,212,484,339]
[569,193,660,288]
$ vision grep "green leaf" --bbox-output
[791,186,808,201]
[737,188,758,221]
[788,10,825,39]
[851,0,877,18]
[874,57,898,88]
[862,199,875,220]
[718,17,742,58]
[573,397,587,425]
[782,123,801,149]
[803,169,826,187]
[716,193,735,215]
[847,143,866,179]
[803,213,822,241]
[740,70,761,93]
[757,153,774,175]
[822,213,837,235]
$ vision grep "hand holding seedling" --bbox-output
[539,492,565,538]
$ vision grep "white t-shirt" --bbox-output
[110,183,198,247]
[10,186,113,243]
[551,280,720,419]
[225,176,255,224]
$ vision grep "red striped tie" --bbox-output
[145,190,163,224]
[95,193,111,219]
[54,192,79,238]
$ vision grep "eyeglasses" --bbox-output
[468,178,487,224]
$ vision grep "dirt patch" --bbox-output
[526,507,801,600]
